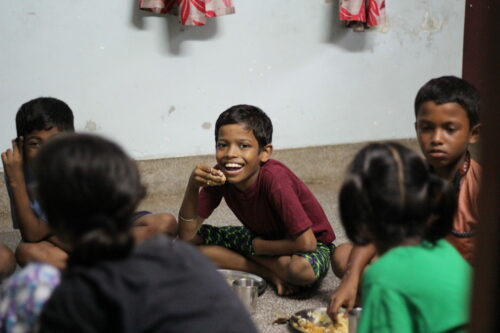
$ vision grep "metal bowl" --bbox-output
[217,269,267,295]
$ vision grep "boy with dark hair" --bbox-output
[178,104,336,295]
[2,97,177,269]
[328,75,481,315]
[2,97,75,269]
[414,75,481,264]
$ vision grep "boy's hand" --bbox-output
[190,164,226,188]
[1,137,25,186]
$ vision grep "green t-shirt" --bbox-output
[358,239,471,333]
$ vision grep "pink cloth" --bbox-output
[339,0,386,27]
[139,0,234,26]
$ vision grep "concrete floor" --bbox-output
[0,139,480,332]
[0,183,345,333]
[1,140,426,332]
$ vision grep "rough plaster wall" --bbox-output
[0,1,465,165]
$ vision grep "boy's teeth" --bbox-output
[225,163,242,168]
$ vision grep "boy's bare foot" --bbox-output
[272,276,301,296]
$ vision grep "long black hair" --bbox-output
[34,134,146,266]
[339,142,456,252]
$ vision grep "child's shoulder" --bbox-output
[260,159,299,182]
[465,158,481,186]
[261,159,293,174]
[365,240,467,283]
[470,158,481,174]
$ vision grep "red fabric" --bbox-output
[339,0,386,27]
[139,0,234,26]
[198,160,335,244]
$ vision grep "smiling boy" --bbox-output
[178,105,336,295]
[414,76,481,265]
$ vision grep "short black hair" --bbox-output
[34,134,145,267]
[16,97,75,137]
[215,105,273,150]
[339,142,456,252]
[414,76,480,128]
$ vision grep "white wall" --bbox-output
[0,0,465,163]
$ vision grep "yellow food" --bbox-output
[292,311,348,333]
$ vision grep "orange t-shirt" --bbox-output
[445,159,481,265]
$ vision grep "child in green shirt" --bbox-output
[328,142,470,333]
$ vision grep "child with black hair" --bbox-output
[414,76,481,265]
[32,134,257,333]
[327,142,471,332]
[178,104,336,295]
[329,76,481,313]
[2,97,177,269]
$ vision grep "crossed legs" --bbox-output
[199,245,317,295]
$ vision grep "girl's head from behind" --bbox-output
[340,142,456,253]
[34,134,146,266]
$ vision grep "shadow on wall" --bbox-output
[129,0,218,55]
[324,0,370,53]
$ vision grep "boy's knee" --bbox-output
[0,244,16,279]
[331,243,353,278]
[15,241,67,269]
[136,213,177,237]
[287,255,316,286]
[15,242,31,267]
[157,213,177,236]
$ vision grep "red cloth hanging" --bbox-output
[139,0,235,26]
[339,0,386,30]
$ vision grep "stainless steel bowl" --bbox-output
[217,269,267,295]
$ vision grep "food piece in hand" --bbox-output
[207,168,226,186]
[219,172,226,184]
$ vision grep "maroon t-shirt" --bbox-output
[198,159,335,244]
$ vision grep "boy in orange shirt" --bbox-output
[328,75,480,314]
[414,75,480,264]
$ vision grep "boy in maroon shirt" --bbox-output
[178,105,336,295]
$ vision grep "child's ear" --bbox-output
[259,144,273,162]
[469,123,481,144]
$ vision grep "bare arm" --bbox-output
[47,235,71,252]
[177,179,204,242]
[252,228,317,256]
[328,243,376,318]
[2,138,52,242]
[177,164,224,242]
